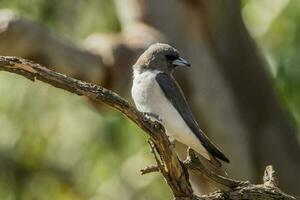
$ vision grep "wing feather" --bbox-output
[156,73,229,163]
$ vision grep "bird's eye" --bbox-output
[165,54,178,61]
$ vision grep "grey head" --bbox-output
[134,43,190,73]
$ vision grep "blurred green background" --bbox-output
[0,0,299,199]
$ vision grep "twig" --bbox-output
[140,165,159,175]
[263,165,278,187]
[184,149,249,189]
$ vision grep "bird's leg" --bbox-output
[143,112,162,123]
[167,136,176,149]
[143,112,176,147]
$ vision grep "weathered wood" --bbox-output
[0,56,298,200]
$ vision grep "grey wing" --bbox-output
[156,73,229,163]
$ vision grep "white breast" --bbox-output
[132,70,210,159]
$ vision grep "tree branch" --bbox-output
[184,149,248,189]
[0,56,298,200]
[0,55,194,199]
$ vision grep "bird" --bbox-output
[131,43,229,194]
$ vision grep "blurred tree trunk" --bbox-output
[208,1,300,194]
[114,0,300,195]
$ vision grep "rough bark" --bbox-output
[0,56,298,200]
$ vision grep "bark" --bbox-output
[0,56,298,200]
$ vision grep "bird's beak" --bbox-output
[172,57,191,67]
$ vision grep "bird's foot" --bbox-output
[143,112,162,123]
[167,136,176,149]
[169,140,175,149]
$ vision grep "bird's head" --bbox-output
[133,43,190,73]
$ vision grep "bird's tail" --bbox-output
[174,141,229,195]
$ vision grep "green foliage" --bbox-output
[271,1,300,129]
[243,0,300,133]
[0,0,120,40]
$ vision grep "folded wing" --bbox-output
[155,73,230,163]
